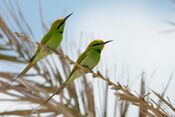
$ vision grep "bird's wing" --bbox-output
[68,50,88,78]
[29,32,52,62]
[36,32,52,53]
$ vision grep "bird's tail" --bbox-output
[33,74,76,112]
[33,83,68,112]
[41,74,75,105]
[7,62,35,87]
[44,83,67,104]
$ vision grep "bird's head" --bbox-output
[50,13,73,33]
[87,39,113,53]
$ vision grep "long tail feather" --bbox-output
[33,83,68,112]
[33,73,76,112]
[44,83,67,104]
[7,62,34,87]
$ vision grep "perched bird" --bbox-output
[44,39,113,104]
[7,13,73,87]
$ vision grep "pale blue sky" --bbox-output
[1,0,175,116]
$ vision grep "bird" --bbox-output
[7,13,73,87]
[43,39,113,104]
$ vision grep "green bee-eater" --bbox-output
[44,39,113,103]
[7,13,73,87]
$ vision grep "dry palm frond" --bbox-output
[0,1,175,117]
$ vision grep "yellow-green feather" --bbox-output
[7,62,35,87]
[7,19,66,87]
[32,29,62,63]
[41,39,106,105]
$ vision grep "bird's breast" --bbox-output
[47,33,62,50]
[84,50,101,69]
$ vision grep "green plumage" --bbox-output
[7,13,73,87]
[65,47,101,84]
[32,29,63,63]
[44,39,113,104]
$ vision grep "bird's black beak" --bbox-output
[64,13,73,22]
[57,13,73,30]
[103,40,113,45]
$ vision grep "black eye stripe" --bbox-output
[56,21,65,30]
[92,43,103,46]
[56,23,62,30]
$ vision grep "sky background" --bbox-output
[1,0,175,116]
